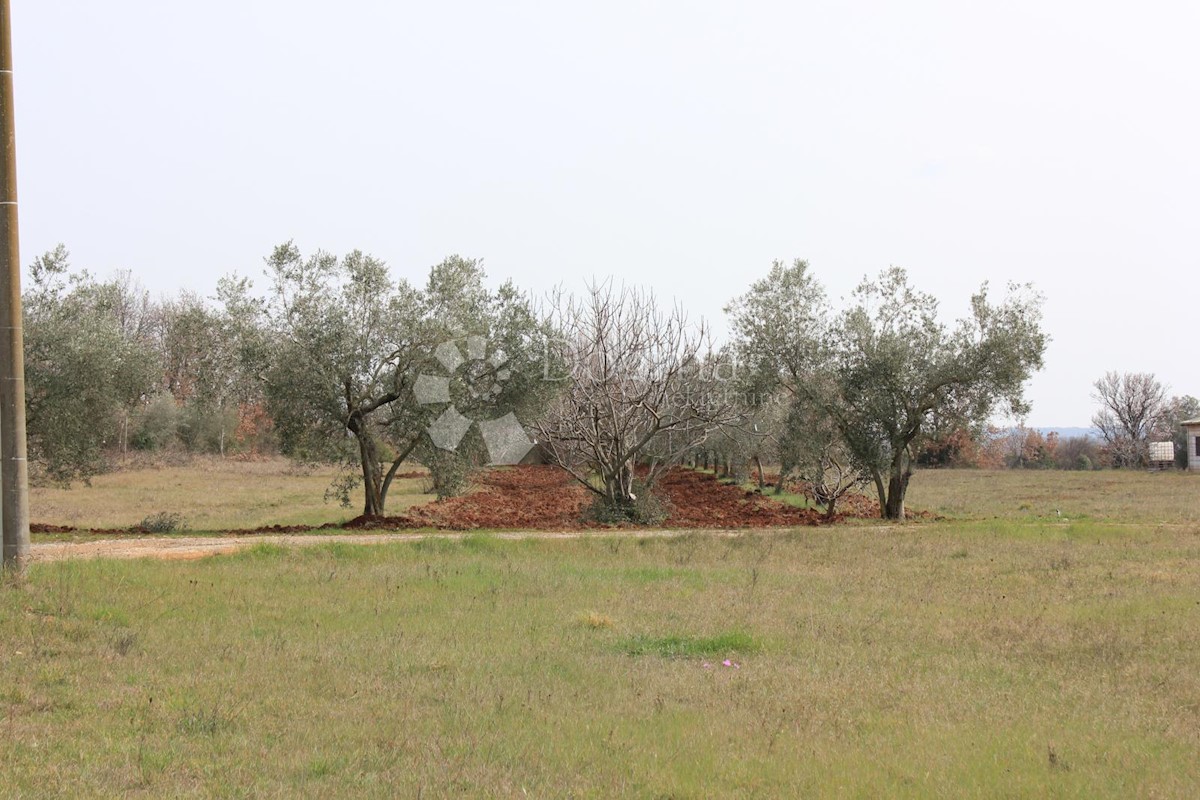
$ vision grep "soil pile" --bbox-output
[343,467,590,531]
[34,465,883,535]
[657,469,824,528]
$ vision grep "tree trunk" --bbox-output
[872,470,887,517]
[348,412,384,517]
[604,461,635,505]
[358,434,383,516]
[753,455,765,490]
[379,439,419,512]
[882,455,912,521]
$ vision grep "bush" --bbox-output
[139,512,187,533]
[422,449,474,500]
[178,404,240,455]
[585,481,670,526]
[1055,436,1102,471]
[130,395,182,451]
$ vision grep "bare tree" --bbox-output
[534,282,739,513]
[1091,372,1169,468]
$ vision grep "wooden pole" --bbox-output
[0,0,30,573]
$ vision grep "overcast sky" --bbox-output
[13,0,1200,426]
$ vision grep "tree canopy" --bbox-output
[728,261,1047,519]
[23,246,161,484]
[260,242,551,514]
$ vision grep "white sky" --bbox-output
[12,0,1200,427]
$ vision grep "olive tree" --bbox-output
[262,243,434,515]
[22,246,161,483]
[776,389,869,519]
[725,259,859,505]
[156,290,256,455]
[261,243,549,515]
[832,269,1046,518]
[728,261,1046,520]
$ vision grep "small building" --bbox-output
[1185,418,1200,472]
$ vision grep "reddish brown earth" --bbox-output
[655,469,828,528]
[33,465,879,537]
[751,470,883,518]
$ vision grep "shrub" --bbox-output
[422,449,474,500]
[585,481,670,526]
[130,395,182,451]
[139,512,187,533]
[178,404,240,455]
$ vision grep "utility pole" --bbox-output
[0,0,29,574]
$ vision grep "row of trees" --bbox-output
[23,246,1053,520]
[22,244,556,511]
[725,260,1047,519]
[23,246,264,483]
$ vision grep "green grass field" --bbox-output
[4,466,1200,797]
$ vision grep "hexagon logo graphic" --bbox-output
[415,335,534,465]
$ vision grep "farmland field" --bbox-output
[3,464,1199,797]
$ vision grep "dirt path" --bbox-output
[28,528,771,563]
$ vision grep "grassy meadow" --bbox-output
[28,458,432,531]
[2,465,1199,797]
[907,468,1200,525]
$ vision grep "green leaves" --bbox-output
[728,261,1047,519]
[259,244,552,512]
[24,247,162,484]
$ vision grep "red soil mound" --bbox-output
[342,466,590,531]
[342,466,832,531]
[657,469,823,528]
[33,465,880,536]
[751,470,883,518]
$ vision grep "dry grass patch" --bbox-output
[29,457,432,531]
[907,468,1200,524]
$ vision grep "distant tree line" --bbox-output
[23,245,269,484]
[903,374,1197,471]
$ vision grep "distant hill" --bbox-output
[1033,427,1099,439]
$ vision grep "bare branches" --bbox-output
[534,281,739,506]
[1091,371,1170,467]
